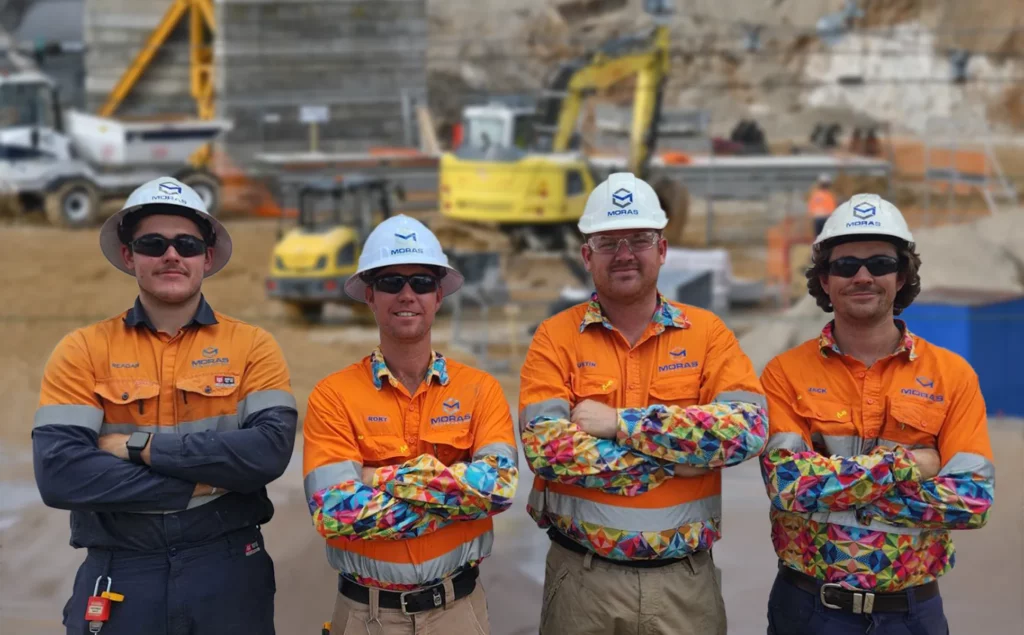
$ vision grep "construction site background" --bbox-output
[2,1,1024,633]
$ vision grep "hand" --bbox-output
[570,399,618,439]
[672,465,711,478]
[97,434,130,460]
[909,448,941,480]
[192,483,216,497]
[362,466,378,487]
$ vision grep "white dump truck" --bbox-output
[1,50,232,228]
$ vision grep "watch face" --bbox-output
[127,432,150,450]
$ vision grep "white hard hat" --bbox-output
[578,172,668,235]
[818,172,833,184]
[813,192,914,250]
[343,214,464,302]
[99,176,232,277]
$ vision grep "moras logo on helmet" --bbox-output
[846,201,881,228]
[159,182,182,195]
[608,188,638,217]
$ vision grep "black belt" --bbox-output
[338,565,478,615]
[547,527,692,569]
[778,564,940,615]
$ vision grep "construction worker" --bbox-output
[808,173,837,238]
[759,193,995,634]
[33,177,297,634]
[302,215,518,634]
[519,172,769,635]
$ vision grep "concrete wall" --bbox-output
[83,0,195,117]
[215,0,428,161]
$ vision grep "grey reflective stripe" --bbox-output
[939,452,995,480]
[810,433,860,457]
[33,404,104,433]
[543,490,720,533]
[808,510,923,536]
[135,491,227,515]
[304,461,361,501]
[519,398,570,433]
[713,390,767,410]
[99,414,239,437]
[326,531,493,586]
[473,442,518,464]
[527,487,547,516]
[875,439,932,451]
[766,432,808,453]
[239,389,297,421]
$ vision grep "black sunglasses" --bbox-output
[371,274,440,295]
[131,234,208,258]
[828,255,900,278]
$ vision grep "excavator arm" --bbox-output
[541,25,671,179]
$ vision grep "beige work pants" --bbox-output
[328,579,489,635]
[539,541,727,635]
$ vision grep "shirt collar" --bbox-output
[579,291,691,334]
[369,347,450,390]
[123,295,218,332]
[818,318,918,361]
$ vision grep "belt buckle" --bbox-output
[399,586,444,616]
[820,583,875,614]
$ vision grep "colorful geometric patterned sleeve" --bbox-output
[371,452,518,521]
[518,322,669,496]
[860,368,995,529]
[302,382,452,541]
[522,415,671,495]
[758,361,920,513]
[615,401,767,468]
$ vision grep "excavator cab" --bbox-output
[265,174,402,323]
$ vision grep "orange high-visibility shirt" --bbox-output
[518,293,767,561]
[760,320,995,591]
[302,348,518,590]
[808,188,837,218]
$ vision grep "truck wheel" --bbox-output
[44,179,100,229]
[178,171,221,216]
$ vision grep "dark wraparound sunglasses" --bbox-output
[131,234,208,258]
[371,274,440,295]
[828,255,899,278]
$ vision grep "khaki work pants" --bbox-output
[539,541,727,635]
[328,579,489,635]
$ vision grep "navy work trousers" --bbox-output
[62,526,276,635]
[767,571,949,635]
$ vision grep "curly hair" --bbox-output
[806,241,922,315]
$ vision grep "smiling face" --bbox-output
[121,214,212,304]
[820,240,905,323]
[364,264,443,343]
[582,229,667,304]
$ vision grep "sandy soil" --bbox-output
[1,219,1021,634]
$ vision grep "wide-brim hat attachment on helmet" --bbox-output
[577,172,669,235]
[99,176,232,278]
[813,192,915,252]
[343,214,464,302]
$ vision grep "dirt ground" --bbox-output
[1,219,1022,634]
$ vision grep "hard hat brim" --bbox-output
[99,204,233,277]
[343,265,464,303]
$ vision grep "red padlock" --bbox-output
[84,576,112,632]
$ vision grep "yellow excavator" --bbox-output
[434,8,689,253]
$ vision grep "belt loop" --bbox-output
[442,578,456,610]
[368,587,380,621]
[582,552,594,571]
[682,554,697,576]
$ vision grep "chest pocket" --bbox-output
[421,405,475,467]
[649,373,701,409]
[792,396,857,455]
[176,373,241,432]
[95,378,160,424]
[883,398,946,449]
[571,373,619,408]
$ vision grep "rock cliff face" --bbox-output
[427,0,1024,139]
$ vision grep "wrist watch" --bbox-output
[126,432,152,464]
